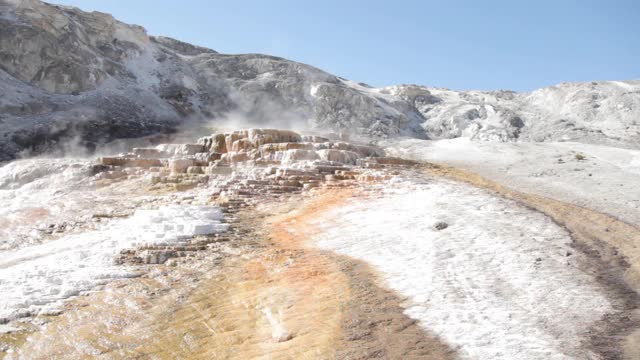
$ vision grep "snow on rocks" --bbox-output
[0,205,228,323]
[310,179,612,360]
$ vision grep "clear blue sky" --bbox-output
[47,0,639,91]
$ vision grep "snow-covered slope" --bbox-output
[311,179,612,360]
[0,0,638,160]
[382,81,640,146]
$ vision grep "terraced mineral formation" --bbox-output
[94,128,409,197]
[83,128,416,268]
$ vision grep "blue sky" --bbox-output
[48,0,639,91]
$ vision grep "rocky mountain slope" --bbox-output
[1,0,639,161]
[385,81,640,145]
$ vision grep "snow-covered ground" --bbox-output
[0,159,101,251]
[0,158,229,324]
[310,179,612,359]
[0,204,227,323]
[385,138,640,226]
[380,80,640,145]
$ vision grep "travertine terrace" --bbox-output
[92,128,416,266]
[96,128,414,195]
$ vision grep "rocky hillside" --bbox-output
[385,81,640,146]
[0,0,427,160]
[1,0,638,160]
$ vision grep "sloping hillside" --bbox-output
[1,0,638,161]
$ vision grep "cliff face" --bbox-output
[1,0,638,160]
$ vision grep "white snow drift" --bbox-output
[310,179,612,360]
[0,205,228,322]
[385,137,640,226]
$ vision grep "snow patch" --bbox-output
[311,180,611,360]
[0,205,228,322]
[384,138,640,226]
